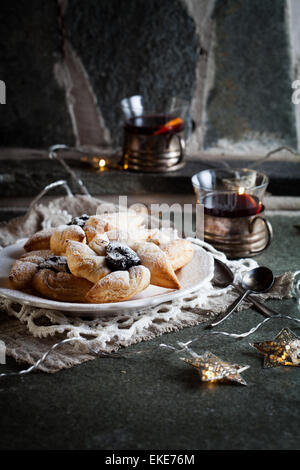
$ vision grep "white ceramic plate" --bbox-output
[0,239,214,316]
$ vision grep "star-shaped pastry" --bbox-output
[251,328,300,368]
[182,351,249,386]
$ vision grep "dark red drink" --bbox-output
[124,115,185,135]
[203,191,262,218]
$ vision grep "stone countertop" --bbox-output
[0,213,300,450]
[1,153,300,199]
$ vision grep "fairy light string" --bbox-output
[1,313,300,378]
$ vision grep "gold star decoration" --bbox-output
[182,351,250,386]
[251,328,300,368]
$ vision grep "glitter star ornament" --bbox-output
[182,351,250,386]
[251,328,300,368]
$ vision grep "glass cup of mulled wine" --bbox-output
[191,168,273,258]
[120,95,190,172]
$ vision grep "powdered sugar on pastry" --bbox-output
[133,241,180,289]
[147,227,179,245]
[9,249,55,290]
[65,240,110,283]
[96,210,145,231]
[32,269,93,302]
[88,233,109,255]
[90,227,150,250]
[86,265,150,303]
[160,239,194,271]
[20,249,54,264]
[84,211,145,243]
[24,228,54,252]
[9,260,38,290]
[50,224,86,255]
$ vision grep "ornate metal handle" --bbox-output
[174,134,185,163]
[249,215,273,254]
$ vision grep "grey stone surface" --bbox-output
[0,214,300,450]
[204,0,297,150]
[64,0,200,147]
[0,0,74,148]
[0,157,300,199]
[184,0,217,153]
[288,0,300,150]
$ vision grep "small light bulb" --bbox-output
[99,159,106,169]
[238,186,245,195]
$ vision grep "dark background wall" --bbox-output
[0,0,297,154]
[0,1,74,148]
[204,0,297,150]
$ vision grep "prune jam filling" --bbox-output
[105,242,141,271]
[38,256,71,273]
[67,214,90,228]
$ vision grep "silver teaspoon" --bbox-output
[209,266,274,327]
[212,258,278,318]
